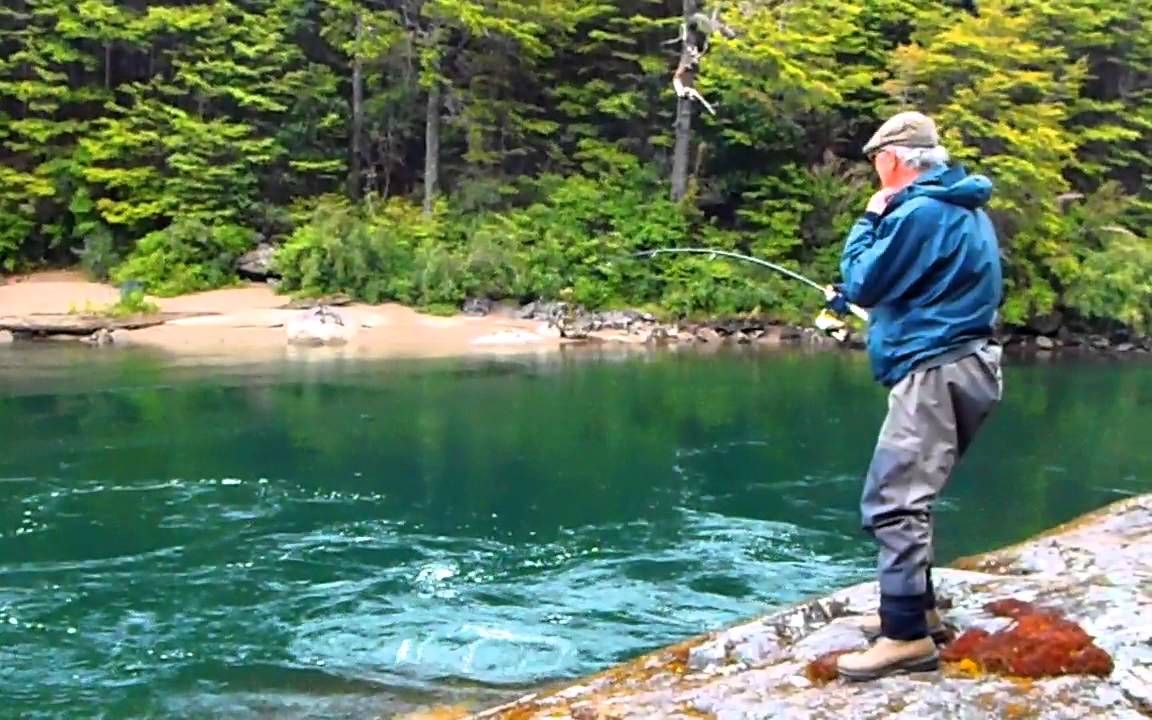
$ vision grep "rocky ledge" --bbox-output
[466,299,860,350]
[462,298,1152,356]
[1000,329,1152,355]
[443,494,1152,719]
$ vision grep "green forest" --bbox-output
[1,0,1149,332]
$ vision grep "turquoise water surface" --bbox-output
[1,344,1150,718]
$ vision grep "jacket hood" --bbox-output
[890,164,993,211]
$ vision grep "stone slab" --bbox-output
[455,495,1152,720]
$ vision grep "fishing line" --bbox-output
[631,247,869,322]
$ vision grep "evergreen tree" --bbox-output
[0,0,1146,332]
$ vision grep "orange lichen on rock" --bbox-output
[666,644,691,673]
[804,649,855,685]
[943,657,984,679]
[498,704,552,720]
[940,598,1113,678]
[984,598,1036,619]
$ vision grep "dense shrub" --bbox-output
[111,218,253,297]
[273,165,835,319]
[0,0,1146,332]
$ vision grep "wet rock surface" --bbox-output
[457,495,1152,719]
[464,298,1152,356]
[493,300,857,348]
[998,330,1152,355]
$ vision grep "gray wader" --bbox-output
[862,340,1004,640]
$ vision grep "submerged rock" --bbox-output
[458,494,1152,719]
[83,328,115,346]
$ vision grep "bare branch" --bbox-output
[674,75,716,115]
[667,3,736,116]
[663,23,687,45]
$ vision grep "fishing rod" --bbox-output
[632,247,869,322]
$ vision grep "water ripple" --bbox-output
[1,479,870,706]
[1,345,1150,718]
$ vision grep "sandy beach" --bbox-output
[0,271,577,363]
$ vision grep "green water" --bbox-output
[1,344,1150,719]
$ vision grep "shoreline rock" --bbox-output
[429,493,1152,719]
[1,284,1146,361]
[236,241,279,280]
[464,298,1150,357]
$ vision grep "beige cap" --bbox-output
[862,111,939,156]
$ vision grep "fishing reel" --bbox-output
[814,308,851,343]
[815,284,860,343]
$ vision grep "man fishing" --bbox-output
[824,111,1005,681]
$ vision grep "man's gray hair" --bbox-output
[891,144,950,170]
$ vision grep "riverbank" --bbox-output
[1,272,1149,363]
[411,493,1152,719]
[0,272,847,362]
[0,273,574,362]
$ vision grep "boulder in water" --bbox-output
[83,328,115,346]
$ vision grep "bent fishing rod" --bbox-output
[632,247,869,322]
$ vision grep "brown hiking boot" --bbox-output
[836,636,940,681]
[837,609,953,645]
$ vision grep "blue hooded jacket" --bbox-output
[838,163,1003,387]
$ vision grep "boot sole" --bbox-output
[838,652,941,682]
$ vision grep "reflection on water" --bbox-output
[0,345,1150,718]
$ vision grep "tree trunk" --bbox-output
[349,13,364,200]
[670,95,693,201]
[670,0,697,201]
[423,80,441,215]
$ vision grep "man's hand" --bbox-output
[866,189,894,215]
[824,284,850,315]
